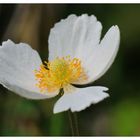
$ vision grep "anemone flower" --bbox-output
[0,14,120,114]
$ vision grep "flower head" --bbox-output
[35,56,88,93]
[0,14,120,113]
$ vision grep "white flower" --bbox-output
[0,14,120,113]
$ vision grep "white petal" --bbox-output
[48,14,102,61]
[76,25,120,84]
[0,40,58,99]
[53,86,109,113]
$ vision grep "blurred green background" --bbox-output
[0,4,140,136]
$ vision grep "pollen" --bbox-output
[35,56,88,93]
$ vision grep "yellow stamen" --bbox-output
[35,56,88,93]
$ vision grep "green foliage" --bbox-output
[111,99,140,136]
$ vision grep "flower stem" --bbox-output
[73,112,79,136]
[68,110,79,136]
[68,110,75,136]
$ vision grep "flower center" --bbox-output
[35,56,88,93]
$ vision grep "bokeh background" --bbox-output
[0,4,140,136]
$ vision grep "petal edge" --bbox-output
[53,86,109,114]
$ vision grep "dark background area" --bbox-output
[0,4,140,136]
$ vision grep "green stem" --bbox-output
[68,110,75,136]
[60,89,80,136]
[73,112,79,136]
[68,110,80,136]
